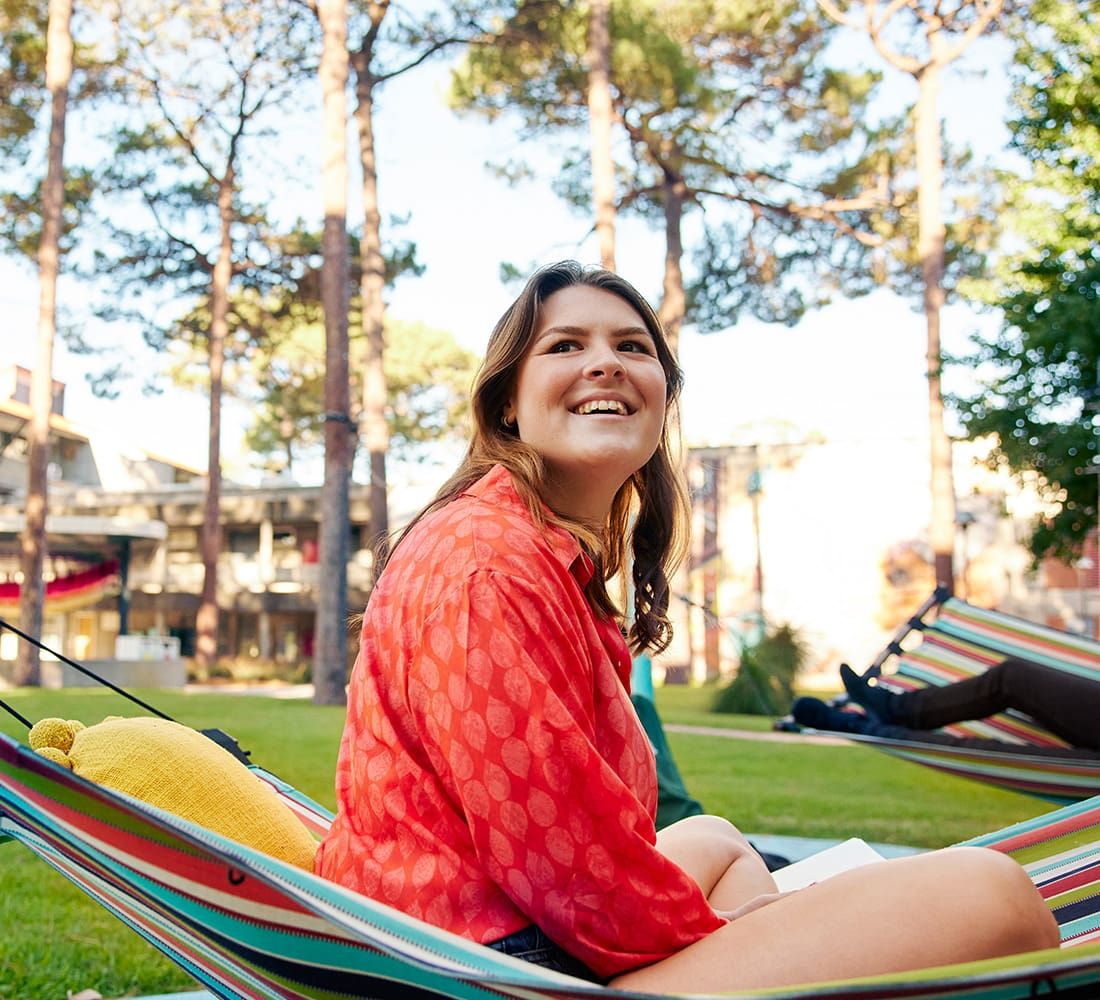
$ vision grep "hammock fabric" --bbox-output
[3,729,1100,1000]
[0,559,119,616]
[801,594,1100,804]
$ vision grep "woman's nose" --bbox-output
[584,343,624,378]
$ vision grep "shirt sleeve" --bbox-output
[406,567,725,979]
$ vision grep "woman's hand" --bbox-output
[714,890,795,922]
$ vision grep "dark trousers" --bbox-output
[487,925,602,982]
[892,657,1099,751]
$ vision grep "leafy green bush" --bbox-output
[712,623,808,716]
[185,656,311,685]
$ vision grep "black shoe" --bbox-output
[791,697,874,735]
[840,664,900,722]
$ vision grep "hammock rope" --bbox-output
[0,616,175,725]
[0,697,31,730]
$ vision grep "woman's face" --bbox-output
[504,284,668,519]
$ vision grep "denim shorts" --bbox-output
[487,925,603,982]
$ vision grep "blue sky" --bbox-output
[3,25,1014,482]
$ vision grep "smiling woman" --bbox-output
[314,261,1059,994]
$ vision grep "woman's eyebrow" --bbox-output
[534,324,651,342]
[535,324,586,340]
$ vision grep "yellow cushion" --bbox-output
[29,716,317,871]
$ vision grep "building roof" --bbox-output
[0,396,90,444]
[0,514,167,541]
[0,395,207,482]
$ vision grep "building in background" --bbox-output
[0,367,373,678]
[663,437,1099,687]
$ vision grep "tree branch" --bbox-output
[817,0,861,29]
[615,185,662,214]
[818,0,923,73]
[148,74,219,185]
[142,193,213,270]
[377,33,466,82]
[692,182,885,248]
[866,0,925,74]
[364,0,390,55]
[939,0,1004,64]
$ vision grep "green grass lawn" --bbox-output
[0,686,1058,999]
[652,681,782,730]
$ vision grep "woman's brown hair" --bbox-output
[377,260,690,655]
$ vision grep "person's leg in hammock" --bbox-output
[839,657,1100,750]
[610,846,1059,994]
[791,693,1100,758]
[656,814,778,913]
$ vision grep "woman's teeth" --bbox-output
[575,400,628,415]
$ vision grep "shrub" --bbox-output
[712,623,808,716]
[185,656,310,685]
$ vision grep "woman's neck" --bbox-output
[540,472,619,527]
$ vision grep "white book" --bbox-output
[772,838,886,892]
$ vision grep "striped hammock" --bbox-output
[815,593,1100,804]
[2,729,1100,1000]
[0,559,119,616]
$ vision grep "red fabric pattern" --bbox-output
[316,465,723,979]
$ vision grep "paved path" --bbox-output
[184,681,315,699]
[665,722,849,746]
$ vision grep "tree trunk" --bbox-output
[17,0,73,686]
[195,176,233,674]
[314,0,353,707]
[657,170,687,359]
[587,0,615,270]
[352,43,389,556]
[915,45,956,593]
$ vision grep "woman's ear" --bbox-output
[502,402,516,428]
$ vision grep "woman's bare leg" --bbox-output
[611,846,1059,995]
[656,814,777,912]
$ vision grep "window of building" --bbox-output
[273,528,297,549]
[167,527,198,551]
[227,527,260,556]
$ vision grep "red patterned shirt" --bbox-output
[315,465,724,978]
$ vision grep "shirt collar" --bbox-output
[463,465,595,587]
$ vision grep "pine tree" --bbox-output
[94,0,314,674]
[955,0,1100,561]
[314,0,354,705]
[17,0,73,686]
[819,0,1007,592]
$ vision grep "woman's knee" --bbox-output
[656,814,764,897]
[697,814,752,848]
[947,847,1059,952]
[659,814,753,855]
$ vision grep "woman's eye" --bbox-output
[620,340,653,354]
[548,340,579,353]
